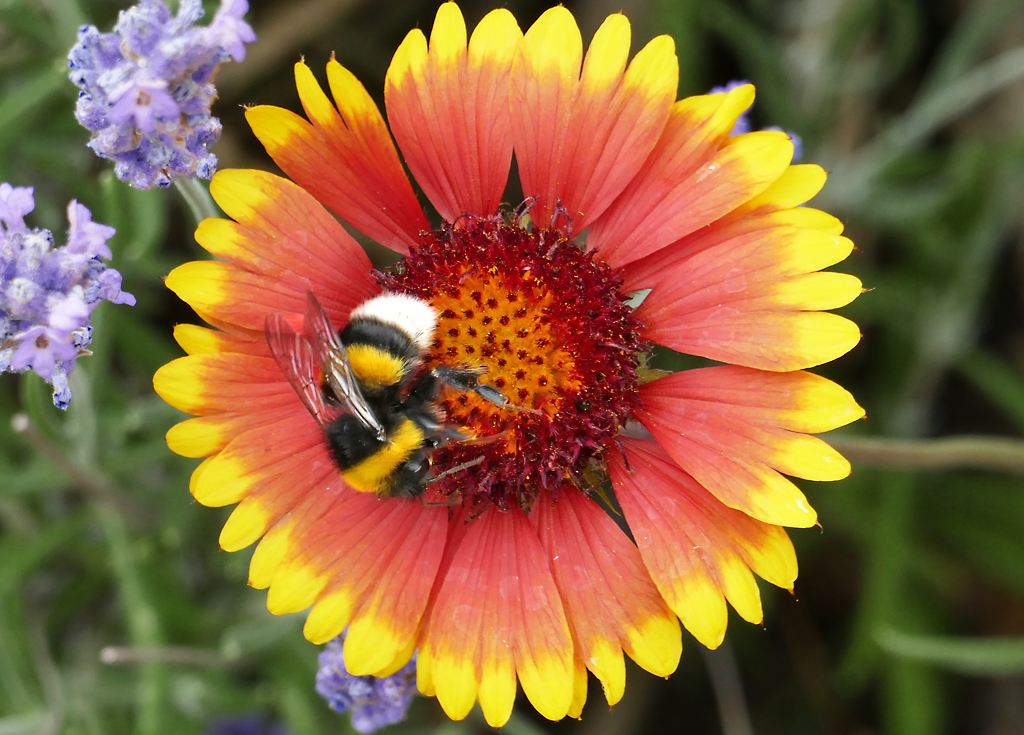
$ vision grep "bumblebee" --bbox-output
[265,291,511,499]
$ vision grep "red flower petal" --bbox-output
[189,412,326,508]
[171,324,269,358]
[154,352,294,416]
[217,453,337,553]
[624,166,861,371]
[510,8,678,232]
[254,487,448,676]
[419,507,574,727]
[168,169,376,332]
[609,438,797,649]
[203,170,374,309]
[165,408,295,459]
[531,489,681,705]
[622,166,843,293]
[386,4,522,220]
[245,62,428,252]
[638,366,863,527]
[589,87,794,268]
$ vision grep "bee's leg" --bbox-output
[419,492,463,507]
[417,455,484,506]
[432,366,543,416]
[459,429,510,446]
[406,404,467,448]
[407,368,442,402]
[388,447,431,500]
[431,365,487,396]
[426,455,485,483]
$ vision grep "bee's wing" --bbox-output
[303,292,387,442]
[265,311,336,428]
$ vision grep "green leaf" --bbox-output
[958,349,1024,434]
[173,178,220,225]
[0,712,49,735]
[839,472,916,689]
[42,0,86,50]
[0,4,54,49]
[0,63,67,154]
[112,310,182,376]
[883,658,944,735]
[0,600,39,713]
[124,186,169,263]
[19,372,65,446]
[0,459,70,496]
[0,515,86,596]
[647,0,705,95]
[926,474,1024,593]
[819,46,1024,213]
[877,627,1024,675]
[700,0,791,124]
[220,612,305,662]
[920,0,1024,95]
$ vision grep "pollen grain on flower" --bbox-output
[154,2,865,728]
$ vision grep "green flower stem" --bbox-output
[13,417,166,735]
[99,645,229,668]
[701,641,754,735]
[173,176,220,225]
[27,601,65,735]
[838,471,915,688]
[828,435,1024,475]
[490,711,553,735]
[93,503,165,735]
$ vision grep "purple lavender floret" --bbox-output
[203,714,290,735]
[315,634,418,734]
[709,80,804,162]
[0,184,135,408]
[68,0,255,190]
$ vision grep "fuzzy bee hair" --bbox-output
[347,293,438,354]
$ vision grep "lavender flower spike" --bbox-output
[68,0,256,189]
[316,634,418,734]
[0,185,135,409]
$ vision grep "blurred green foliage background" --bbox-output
[3,0,1024,733]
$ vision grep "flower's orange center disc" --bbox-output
[432,276,579,428]
[381,215,643,512]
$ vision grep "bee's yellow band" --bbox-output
[342,419,426,493]
[346,343,408,389]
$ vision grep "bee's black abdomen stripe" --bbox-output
[387,453,431,499]
[340,319,420,363]
[326,414,385,469]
